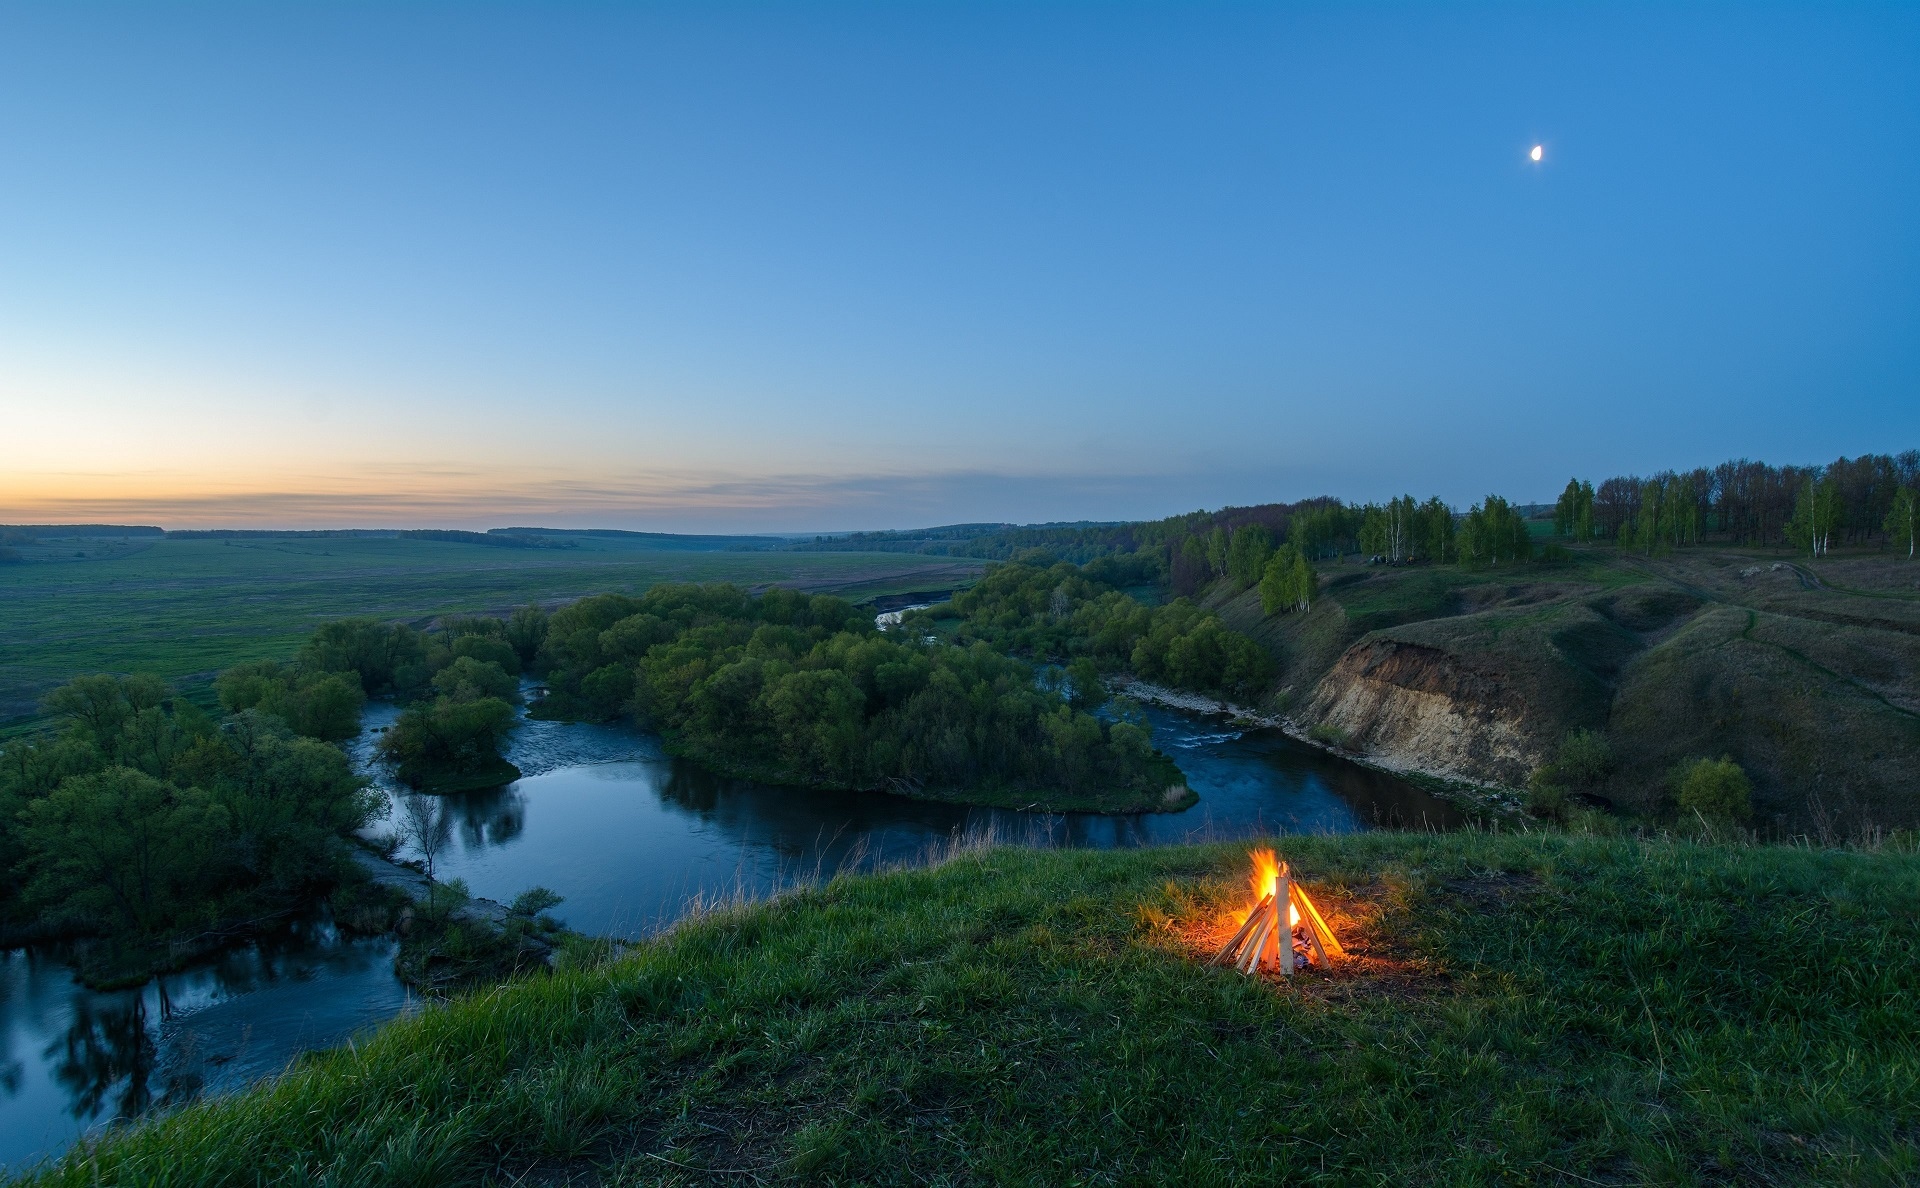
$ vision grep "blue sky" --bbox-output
[3,2,1917,530]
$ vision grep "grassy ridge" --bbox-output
[0,537,980,732]
[22,831,1917,1185]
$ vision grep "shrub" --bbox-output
[1555,729,1614,789]
[1673,755,1754,824]
[1307,723,1349,749]
[1525,773,1569,820]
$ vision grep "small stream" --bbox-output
[1,690,1458,1169]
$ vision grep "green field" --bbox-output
[0,536,980,733]
[19,830,1917,1185]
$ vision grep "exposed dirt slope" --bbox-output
[1213,550,1920,832]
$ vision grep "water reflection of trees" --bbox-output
[438,786,527,850]
[659,761,725,814]
[45,995,163,1123]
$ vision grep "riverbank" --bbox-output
[1113,678,1526,821]
[19,830,1917,1185]
[335,844,603,994]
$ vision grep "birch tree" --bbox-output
[1886,487,1918,559]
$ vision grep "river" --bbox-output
[0,694,1459,1169]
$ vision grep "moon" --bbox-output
[1530,144,1544,162]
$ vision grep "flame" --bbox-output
[1248,848,1279,901]
[1246,848,1302,929]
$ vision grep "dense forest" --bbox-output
[530,584,1189,812]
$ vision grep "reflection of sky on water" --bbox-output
[0,921,409,1170]
[369,697,1461,939]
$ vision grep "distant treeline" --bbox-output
[167,529,398,539]
[790,522,1139,563]
[399,529,576,550]
[2,524,164,537]
[492,527,788,551]
[167,528,576,549]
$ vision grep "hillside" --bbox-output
[18,832,1916,1185]
[1209,549,1920,833]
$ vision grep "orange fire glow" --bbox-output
[1248,848,1279,901]
[1244,848,1301,927]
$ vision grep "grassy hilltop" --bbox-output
[20,830,1917,1186]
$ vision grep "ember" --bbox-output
[1210,849,1343,976]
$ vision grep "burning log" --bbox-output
[1210,849,1342,977]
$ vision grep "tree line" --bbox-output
[1559,451,1920,555]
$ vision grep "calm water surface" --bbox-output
[2,695,1457,1168]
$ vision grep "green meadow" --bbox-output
[0,535,978,733]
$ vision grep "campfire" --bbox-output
[1211,849,1344,976]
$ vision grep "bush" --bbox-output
[1527,730,1615,820]
[1673,755,1753,824]
[1525,774,1569,820]
[1555,729,1614,789]
[1307,723,1349,749]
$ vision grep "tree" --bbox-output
[1886,487,1918,559]
[1259,545,1315,614]
[1204,527,1230,578]
[20,767,226,933]
[396,793,452,912]
[1786,475,1840,559]
[506,605,550,666]
[1384,495,1416,562]
[1225,525,1275,587]
[1459,496,1531,566]
[431,656,521,704]
[1416,497,1455,562]
[1064,657,1105,712]
[1553,479,1591,540]
[379,695,516,786]
[215,662,365,741]
[1358,505,1388,559]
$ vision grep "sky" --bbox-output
[3,2,1917,532]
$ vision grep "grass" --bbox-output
[0,536,981,734]
[20,830,1917,1185]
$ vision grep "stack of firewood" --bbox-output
[1210,859,1343,976]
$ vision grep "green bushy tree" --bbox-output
[1259,544,1315,614]
[1673,756,1753,824]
